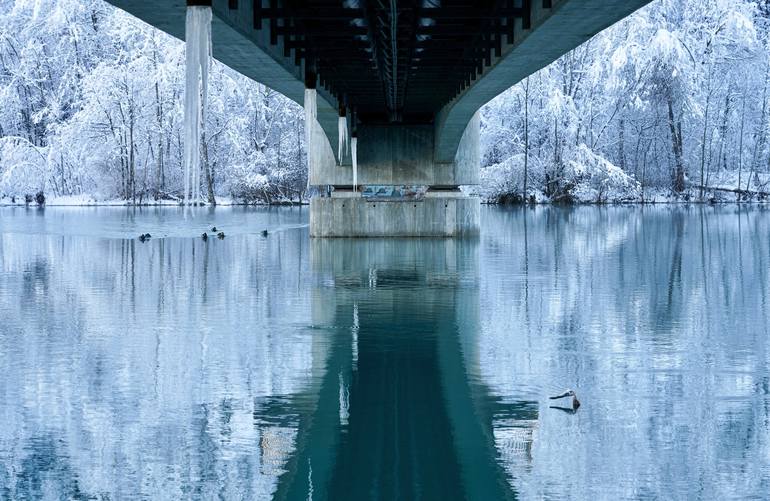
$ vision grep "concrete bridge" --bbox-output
[104,0,651,236]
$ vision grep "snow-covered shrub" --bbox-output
[565,144,641,203]
[0,137,49,198]
[228,168,270,203]
[480,145,640,204]
[479,153,551,203]
[480,154,525,202]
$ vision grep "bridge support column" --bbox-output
[309,114,480,237]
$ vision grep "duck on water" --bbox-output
[549,389,580,413]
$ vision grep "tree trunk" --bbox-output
[633,130,642,181]
[203,131,216,205]
[750,67,769,187]
[667,95,685,192]
[719,91,731,172]
[618,117,625,171]
[523,77,529,201]
[152,40,164,200]
[129,102,136,204]
[738,92,747,199]
[699,90,711,200]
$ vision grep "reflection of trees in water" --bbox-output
[0,230,315,499]
[15,435,86,500]
[478,206,770,499]
[21,258,51,307]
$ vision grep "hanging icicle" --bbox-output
[337,115,349,165]
[351,136,358,192]
[183,5,212,206]
[304,88,318,191]
[304,89,317,133]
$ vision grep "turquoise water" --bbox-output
[1,205,769,500]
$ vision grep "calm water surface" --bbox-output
[1,205,769,500]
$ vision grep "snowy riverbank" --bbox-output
[478,146,770,205]
[480,186,770,205]
[482,190,770,205]
[0,194,308,207]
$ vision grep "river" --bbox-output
[1,205,769,500]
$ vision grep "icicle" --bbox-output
[304,88,317,191]
[351,136,358,192]
[304,89,317,133]
[197,6,211,204]
[337,115,349,164]
[184,5,212,205]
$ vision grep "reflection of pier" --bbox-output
[251,239,537,500]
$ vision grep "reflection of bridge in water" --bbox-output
[253,239,538,500]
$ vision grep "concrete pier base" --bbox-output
[310,197,480,238]
[308,115,481,237]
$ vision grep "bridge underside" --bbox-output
[105,0,652,236]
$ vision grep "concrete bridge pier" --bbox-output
[309,114,480,238]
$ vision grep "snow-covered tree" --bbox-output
[0,0,308,204]
[481,0,770,203]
